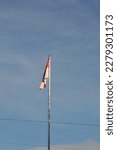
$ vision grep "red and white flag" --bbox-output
[39,57,50,90]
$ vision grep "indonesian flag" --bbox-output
[40,57,50,90]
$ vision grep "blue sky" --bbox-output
[0,0,99,150]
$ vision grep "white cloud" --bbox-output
[30,140,99,150]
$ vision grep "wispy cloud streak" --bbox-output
[30,140,99,150]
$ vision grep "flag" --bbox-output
[39,57,50,90]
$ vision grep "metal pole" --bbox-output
[48,55,51,150]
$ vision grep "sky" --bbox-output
[0,0,100,150]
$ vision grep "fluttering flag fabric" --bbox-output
[40,57,50,90]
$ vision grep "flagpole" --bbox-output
[48,55,51,150]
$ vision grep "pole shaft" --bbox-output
[48,56,51,150]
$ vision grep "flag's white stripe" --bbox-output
[45,67,49,79]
